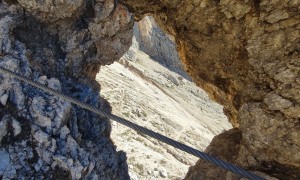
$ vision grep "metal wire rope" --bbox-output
[0,66,264,180]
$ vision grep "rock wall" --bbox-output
[135,16,191,80]
[0,0,133,179]
[1,0,299,179]
[123,0,300,179]
[121,16,191,80]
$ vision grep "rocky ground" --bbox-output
[0,1,132,179]
[96,51,232,179]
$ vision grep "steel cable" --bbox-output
[0,66,264,180]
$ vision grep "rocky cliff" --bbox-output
[121,16,191,80]
[0,0,133,179]
[1,0,299,179]
[111,16,231,179]
[135,16,191,80]
[122,0,300,179]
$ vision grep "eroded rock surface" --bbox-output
[135,16,190,80]
[0,1,133,179]
[1,0,300,179]
[121,16,190,80]
[123,0,300,179]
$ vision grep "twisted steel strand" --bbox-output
[0,66,264,180]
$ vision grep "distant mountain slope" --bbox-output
[96,51,232,179]
[122,16,191,80]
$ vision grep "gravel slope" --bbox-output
[96,51,232,179]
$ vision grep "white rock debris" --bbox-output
[34,130,49,144]
[97,50,232,179]
[0,93,8,105]
[12,119,21,136]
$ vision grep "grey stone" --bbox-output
[0,93,9,105]
[3,162,16,179]
[0,1,131,179]
[17,0,85,23]
[30,96,52,128]
[34,130,49,144]
[0,117,8,143]
[264,92,293,111]
[0,149,10,174]
[121,33,139,62]
[34,159,44,172]
[47,78,61,91]
[53,155,84,180]
[50,139,57,153]
[135,16,191,80]
[159,168,167,178]
[60,126,70,140]
[0,16,14,54]
[11,119,21,136]
[36,147,53,164]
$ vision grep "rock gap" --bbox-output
[96,15,232,179]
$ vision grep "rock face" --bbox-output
[0,1,132,179]
[135,16,190,80]
[121,16,190,80]
[1,0,299,179]
[185,128,243,179]
[122,0,300,179]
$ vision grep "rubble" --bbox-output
[0,1,131,179]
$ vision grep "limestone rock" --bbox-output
[17,0,85,23]
[136,16,190,80]
[123,0,300,178]
[1,0,299,179]
[0,93,9,105]
[121,16,191,81]
[220,0,251,20]
[52,155,84,179]
[264,92,293,110]
[0,149,15,179]
[30,96,53,128]
[0,117,8,143]
[159,168,167,178]
[12,119,21,136]
[60,126,70,140]
[120,33,139,62]
[0,15,14,54]
[0,1,131,179]
[34,130,49,144]
[185,128,242,179]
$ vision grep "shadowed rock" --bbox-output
[0,1,133,179]
[123,0,300,179]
